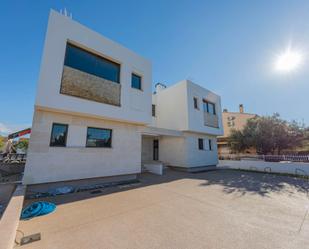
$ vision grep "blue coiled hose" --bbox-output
[21,201,56,220]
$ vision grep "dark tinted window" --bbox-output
[152,104,156,117]
[203,101,208,112]
[86,127,112,147]
[131,73,142,89]
[193,97,198,109]
[208,103,216,115]
[50,123,68,147]
[203,100,216,115]
[64,43,120,83]
[198,138,204,150]
[208,139,212,151]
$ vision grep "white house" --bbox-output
[144,80,223,172]
[23,10,223,185]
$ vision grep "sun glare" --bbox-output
[274,48,303,73]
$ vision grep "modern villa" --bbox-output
[23,10,223,185]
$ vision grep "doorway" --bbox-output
[153,139,159,161]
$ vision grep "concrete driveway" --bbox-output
[16,169,309,249]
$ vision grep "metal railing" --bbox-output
[219,154,309,163]
[0,153,27,164]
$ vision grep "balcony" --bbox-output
[204,112,219,128]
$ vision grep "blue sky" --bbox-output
[1,0,309,135]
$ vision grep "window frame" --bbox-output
[198,138,204,150]
[193,97,199,110]
[203,100,216,115]
[86,127,113,148]
[152,104,156,117]
[208,139,213,151]
[131,73,142,90]
[63,42,121,84]
[49,123,69,147]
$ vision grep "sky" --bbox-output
[1,0,309,135]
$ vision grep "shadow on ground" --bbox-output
[23,169,309,207]
[199,169,309,197]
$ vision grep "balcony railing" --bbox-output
[204,112,219,128]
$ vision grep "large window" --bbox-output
[198,138,204,150]
[86,127,112,148]
[203,100,216,115]
[64,43,120,83]
[131,73,142,90]
[50,123,68,147]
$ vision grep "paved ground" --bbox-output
[16,169,309,249]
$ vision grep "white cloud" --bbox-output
[0,123,31,136]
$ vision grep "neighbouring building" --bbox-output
[23,10,223,185]
[217,104,257,155]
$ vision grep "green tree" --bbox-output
[228,113,305,154]
[16,140,29,151]
[0,136,4,150]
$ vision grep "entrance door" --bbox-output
[153,139,159,161]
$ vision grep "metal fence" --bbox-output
[0,153,27,164]
[0,153,26,183]
[219,154,309,163]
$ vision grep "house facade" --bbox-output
[217,105,257,155]
[23,10,223,185]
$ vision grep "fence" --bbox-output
[219,160,309,177]
[219,154,309,163]
[0,153,27,164]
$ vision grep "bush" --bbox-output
[16,140,29,151]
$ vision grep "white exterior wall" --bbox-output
[24,110,142,184]
[141,136,153,162]
[219,160,309,176]
[186,80,223,136]
[152,80,223,136]
[185,133,218,167]
[143,134,218,168]
[152,82,188,130]
[36,10,152,125]
[159,136,187,167]
[150,80,222,169]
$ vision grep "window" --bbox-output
[208,139,212,151]
[86,127,112,147]
[153,139,159,160]
[152,104,156,117]
[50,123,68,147]
[227,121,235,127]
[193,97,199,109]
[131,73,142,90]
[203,100,216,115]
[198,138,204,150]
[64,43,120,83]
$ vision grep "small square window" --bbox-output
[50,123,68,147]
[152,104,156,117]
[131,73,142,90]
[193,97,199,109]
[86,127,112,148]
[198,138,204,150]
